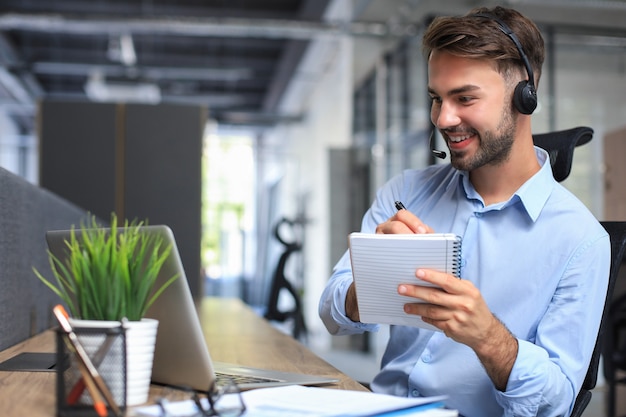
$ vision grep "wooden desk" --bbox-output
[0,297,366,416]
[199,297,366,391]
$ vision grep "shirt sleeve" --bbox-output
[494,231,610,417]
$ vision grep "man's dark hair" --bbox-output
[422,6,545,88]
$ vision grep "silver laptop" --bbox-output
[45,225,337,391]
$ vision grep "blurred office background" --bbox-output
[1,1,625,415]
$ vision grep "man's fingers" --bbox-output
[395,209,431,234]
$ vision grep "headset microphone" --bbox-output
[432,149,447,159]
[429,130,447,159]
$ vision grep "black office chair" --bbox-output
[533,126,626,417]
[264,217,308,341]
[532,126,593,183]
[601,224,626,417]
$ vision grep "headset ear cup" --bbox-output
[513,80,537,114]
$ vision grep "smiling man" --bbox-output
[319,6,610,417]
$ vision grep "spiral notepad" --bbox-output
[348,232,462,331]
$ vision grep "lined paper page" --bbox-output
[348,233,461,330]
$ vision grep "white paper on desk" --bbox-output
[132,385,449,417]
[243,385,447,416]
[349,233,462,331]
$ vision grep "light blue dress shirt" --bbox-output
[319,147,610,417]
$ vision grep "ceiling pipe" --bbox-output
[32,62,254,81]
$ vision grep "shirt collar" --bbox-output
[515,147,555,221]
[455,146,555,222]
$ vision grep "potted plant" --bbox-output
[33,213,179,407]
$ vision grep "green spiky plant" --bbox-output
[33,213,179,321]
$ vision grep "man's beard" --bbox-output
[448,105,517,172]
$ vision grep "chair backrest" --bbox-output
[532,126,593,182]
[532,126,625,416]
[594,221,626,387]
[569,221,626,417]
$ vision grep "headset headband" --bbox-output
[472,13,536,89]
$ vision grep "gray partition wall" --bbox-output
[0,167,90,350]
[39,100,207,299]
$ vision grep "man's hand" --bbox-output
[398,268,518,391]
[345,282,360,322]
[375,208,435,235]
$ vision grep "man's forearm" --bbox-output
[474,316,519,391]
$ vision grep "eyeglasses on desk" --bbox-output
[155,378,246,417]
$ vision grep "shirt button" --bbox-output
[422,354,431,363]
[411,389,420,397]
[475,212,483,218]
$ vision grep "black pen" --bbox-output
[394,201,407,211]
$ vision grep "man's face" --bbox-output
[427,51,517,171]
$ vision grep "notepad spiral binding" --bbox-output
[450,236,462,278]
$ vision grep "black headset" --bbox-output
[473,13,538,115]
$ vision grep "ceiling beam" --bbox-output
[0,13,413,40]
[262,0,332,113]
[215,110,303,127]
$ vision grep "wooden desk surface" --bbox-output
[199,297,366,392]
[0,297,366,416]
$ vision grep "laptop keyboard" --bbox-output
[215,371,281,386]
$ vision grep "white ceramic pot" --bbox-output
[69,318,159,407]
